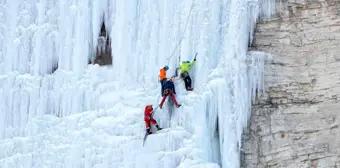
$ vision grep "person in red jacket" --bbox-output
[144,105,162,134]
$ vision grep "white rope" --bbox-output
[166,1,195,65]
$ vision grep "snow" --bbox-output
[0,0,270,168]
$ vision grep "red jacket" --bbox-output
[144,105,153,116]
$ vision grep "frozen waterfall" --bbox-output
[0,0,270,167]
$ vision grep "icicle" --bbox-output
[0,0,268,167]
[259,0,277,19]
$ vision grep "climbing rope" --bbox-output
[166,1,195,65]
[153,94,162,111]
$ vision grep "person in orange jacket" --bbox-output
[159,65,169,95]
[144,105,162,134]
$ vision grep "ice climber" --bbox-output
[144,105,162,134]
[177,54,197,91]
[159,65,169,95]
[159,78,181,109]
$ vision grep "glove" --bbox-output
[194,58,196,61]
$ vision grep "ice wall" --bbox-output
[0,0,267,167]
[189,1,266,166]
[0,0,115,139]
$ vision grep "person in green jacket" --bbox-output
[177,53,197,91]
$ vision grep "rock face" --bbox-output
[243,0,340,167]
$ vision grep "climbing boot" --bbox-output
[156,125,162,131]
[147,128,152,135]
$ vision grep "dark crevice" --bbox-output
[253,98,323,108]
[90,21,112,66]
[100,22,106,37]
[270,62,286,66]
[51,62,58,73]
[215,115,222,167]
[216,115,219,136]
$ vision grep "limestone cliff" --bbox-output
[243,0,340,167]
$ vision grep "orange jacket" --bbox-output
[159,68,167,80]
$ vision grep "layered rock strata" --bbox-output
[243,0,340,167]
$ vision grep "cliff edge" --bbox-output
[243,0,340,167]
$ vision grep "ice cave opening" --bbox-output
[92,22,112,66]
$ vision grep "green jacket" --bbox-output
[178,60,195,73]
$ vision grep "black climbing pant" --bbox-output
[180,72,192,90]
